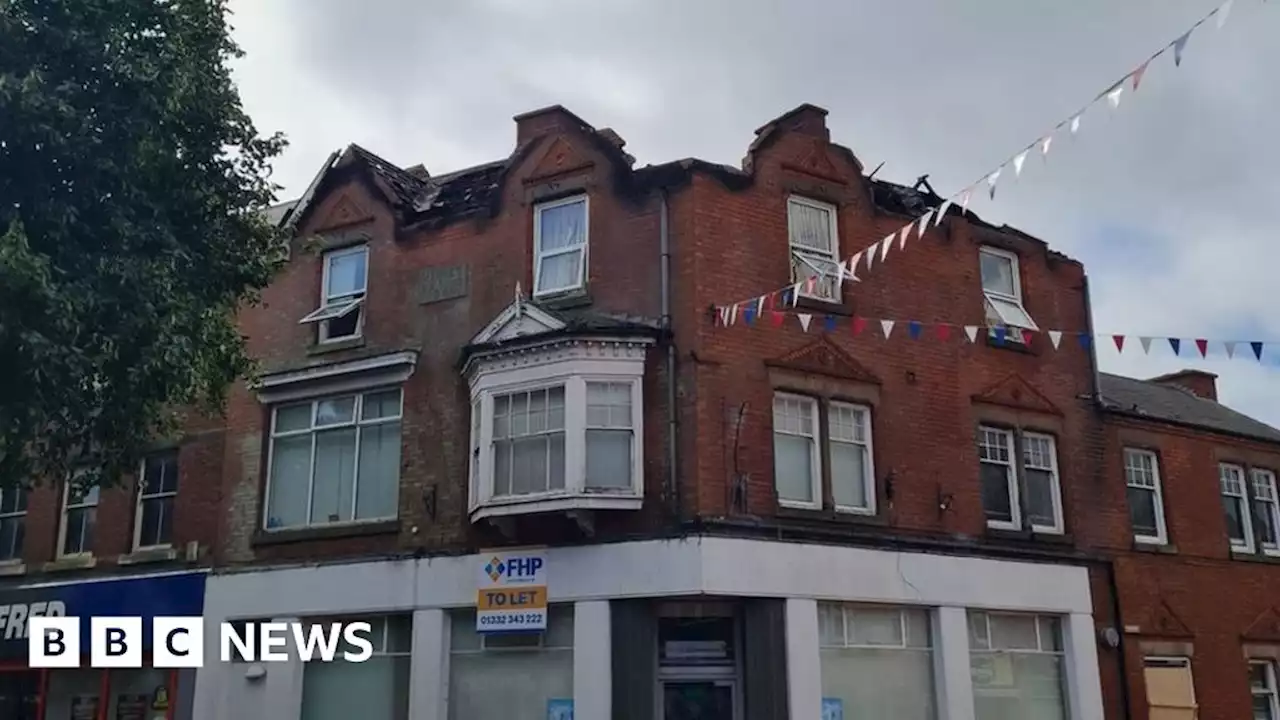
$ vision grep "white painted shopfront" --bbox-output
[191,536,1104,720]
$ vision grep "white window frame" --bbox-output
[1221,462,1255,553]
[469,365,644,519]
[1252,660,1280,720]
[299,245,369,343]
[827,400,876,515]
[57,480,100,559]
[133,450,179,551]
[0,486,26,562]
[977,426,1063,534]
[262,387,403,531]
[787,196,841,303]
[979,246,1039,337]
[1252,468,1280,555]
[772,392,823,510]
[1124,448,1168,545]
[533,195,589,298]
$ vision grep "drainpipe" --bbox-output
[659,189,679,518]
[1081,274,1102,405]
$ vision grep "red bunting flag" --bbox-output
[1113,335,1126,352]
[937,324,952,341]
[852,317,868,336]
[1132,60,1150,91]
[1196,338,1208,357]
[1021,329,1033,345]
[769,311,785,327]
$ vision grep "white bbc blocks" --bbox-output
[29,616,203,668]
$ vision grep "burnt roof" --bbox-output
[1099,372,1280,444]
[348,144,431,208]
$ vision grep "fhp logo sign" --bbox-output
[476,549,547,634]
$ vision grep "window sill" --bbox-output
[1230,549,1280,565]
[0,561,26,577]
[984,527,1073,546]
[308,336,366,356]
[471,492,642,522]
[118,547,179,565]
[253,519,400,546]
[535,290,591,310]
[776,504,888,527]
[43,555,97,573]
[792,296,850,315]
[1132,540,1178,554]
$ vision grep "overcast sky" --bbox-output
[226,0,1280,426]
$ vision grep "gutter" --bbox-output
[659,188,680,519]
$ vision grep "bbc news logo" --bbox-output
[29,617,375,668]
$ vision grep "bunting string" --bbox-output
[714,0,1258,317]
[712,309,1274,362]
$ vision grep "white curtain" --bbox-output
[790,203,832,252]
[267,435,311,528]
[357,421,401,519]
[830,442,868,508]
[536,201,586,293]
[311,428,357,524]
[774,434,814,503]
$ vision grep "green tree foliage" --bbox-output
[0,0,286,487]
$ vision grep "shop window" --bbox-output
[106,668,171,720]
[0,670,40,720]
[0,486,28,561]
[448,605,574,720]
[969,611,1068,720]
[40,667,174,720]
[134,451,179,550]
[58,482,99,558]
[1143,656,1197,720]
[818,603,936,719]
[300,614,411,720]
[264,388,402,530]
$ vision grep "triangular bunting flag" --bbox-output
[960,187,974,214]
[916,211,931,240]
[755,296,765,315]
[935,200,952,226]
[1139,336,1153,354]
[937,324,952,341]
[1173,30,1191,67]
[742,306,756,325]
[1078,333,1092,349]
[728,305,739,326]
[908,320,922,340]
[1252,341,1265,361]
[1195,338,1208,358]
[769,310,786,327]
[852,316,868,336]
[1106,83,1124,110]
[866,245,876,271]
[821,315,837,333]
[964,325,979,343]
[880,235,893,262]
[1013,150,1029,178]
[1040,135,1053,157]
[850,251,863,272]
[993,327,1007,344]
[898,225,911,251]
[1217,0,1234,29]
[1225,341,1237,359]
[1070,114,1082,135]
[881,320,895,339]
[805,275,817,295]
[716,306,728,327]
[987,168,1002,200]
[1169,337,1182,355]
[1113,334,1126,352]
[1048,330,1063,349]
[798,313,812,332]
[1020,328,1033,345]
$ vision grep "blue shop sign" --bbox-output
[0,571,206,660]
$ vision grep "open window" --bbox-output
[979,247,1038,342]
[788,196,841,303]
[300,245,368,343]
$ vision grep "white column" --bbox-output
[934,606,976,720]
[785,598,821,720]
[191,617,227,720]
[573,600,612,720]
[263,617,305,720]
[1063,612,1105,720]
[408,608,449,720]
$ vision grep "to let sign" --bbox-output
[476,549,548,634]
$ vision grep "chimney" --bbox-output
[514,105,594,147]
[1149,370,1218,402]
[754,103,831,142]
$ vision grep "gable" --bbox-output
[971,374,1062,416]
[1142,599,1194,638]
[1244,607,1280,642]
[314,191,375,233]
[780,136,849,185]
[470,294,566,346]
[765,336,878,383]
[524,136,596,185]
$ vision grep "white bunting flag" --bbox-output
[790,282,802,306]
[797,313,812,332]
[1225,340,1237,359]
[728,304,738,326]
[881,320,895,339]
[1217,0,1234,29]
[849,251,863,274]
[987,168,1002,200]
[865,245,875,271]
[916,211,932,240]
[880,235,893,261]
[717,306,728,326]
[935,199,953,226]
[1070,115,1082,135]
[1048,330,1063,349]
[1040,135,1053,157]
[964,325,979,343]
[959,188,973,215]
[1106,84,1124,110]
[1013,150,1029,178]
[755,296,765,315]
[1139,336,1153,355]
[899,225,912,250]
